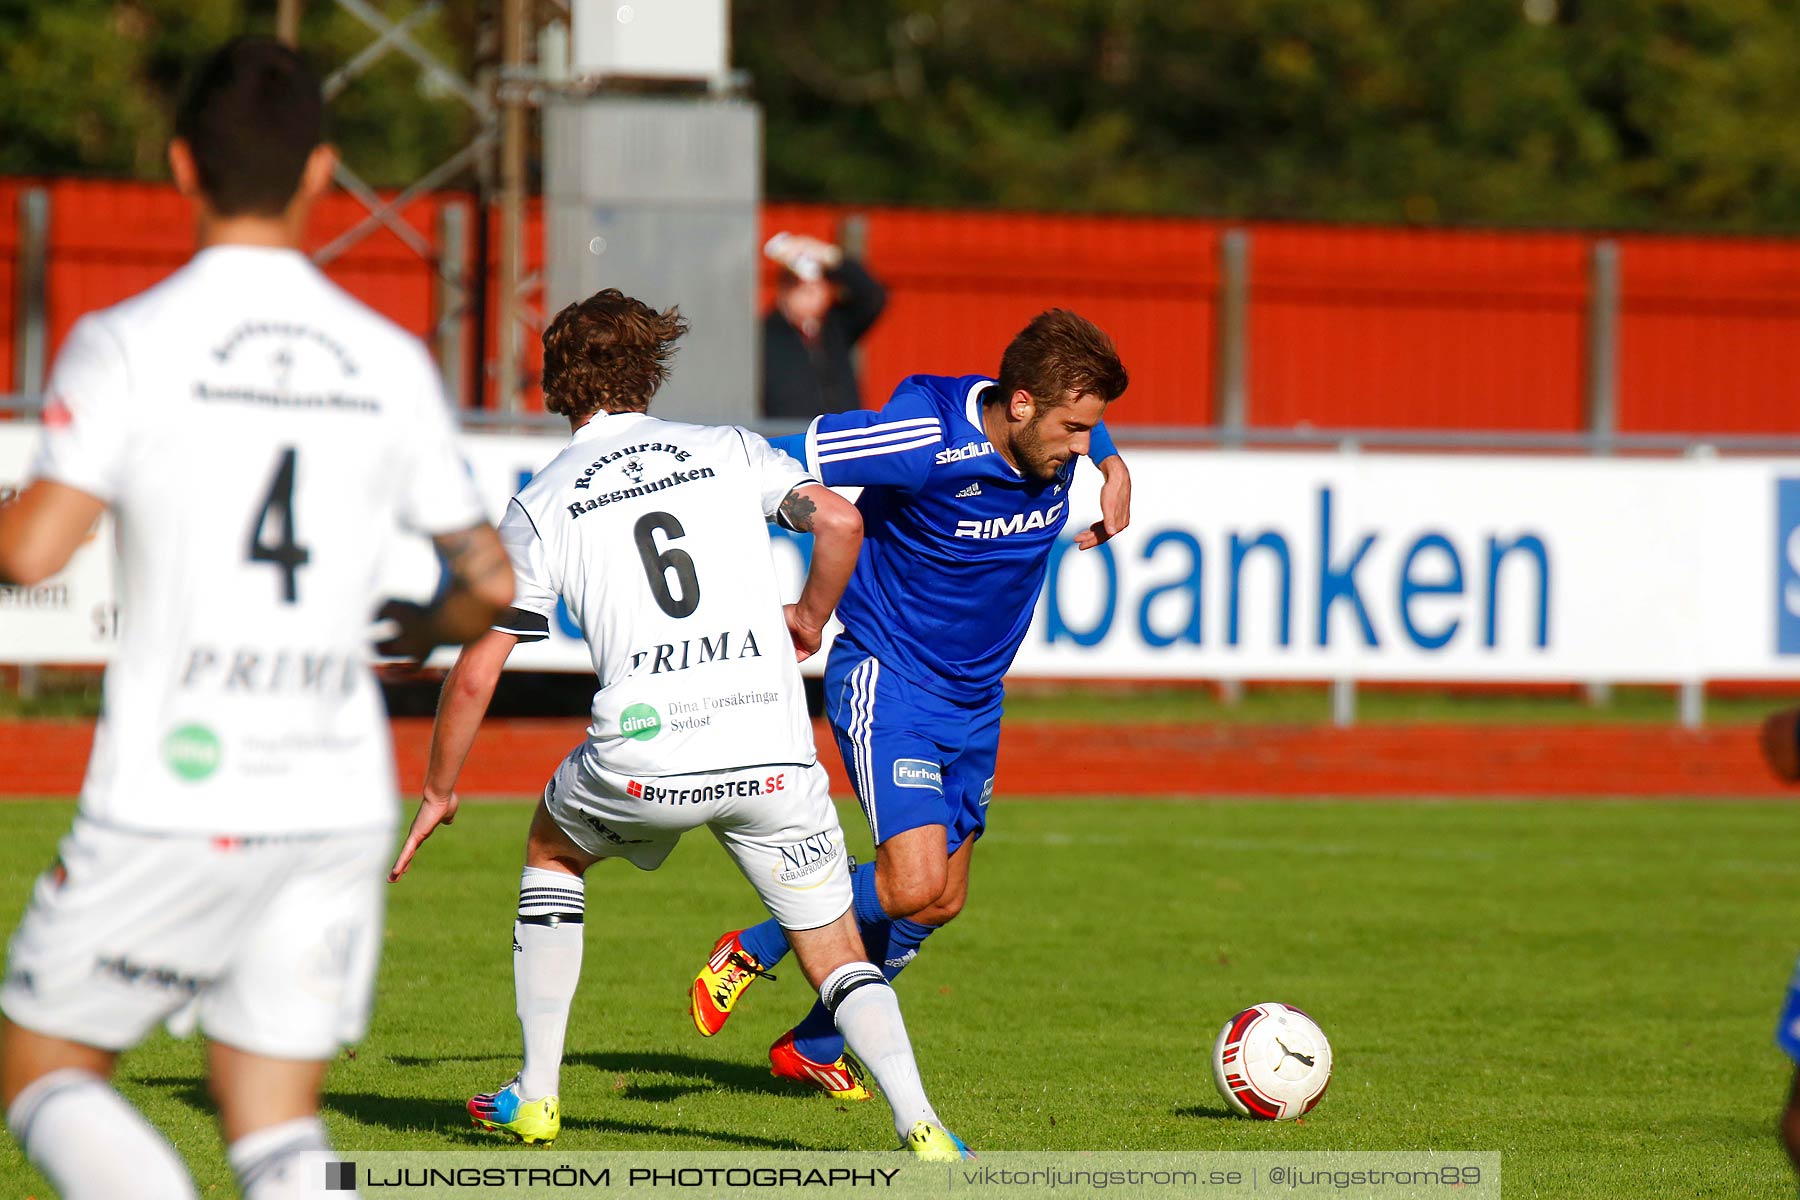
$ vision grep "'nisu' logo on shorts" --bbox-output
[893,759,942,792]
[773,830,840,888]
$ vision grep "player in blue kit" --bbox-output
[1775,959,1800,1179]
[1759,707,1800,1180]
[689,309,1131,1097]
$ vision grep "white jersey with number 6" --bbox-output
[28,245,487,836]
[496,410,820,778]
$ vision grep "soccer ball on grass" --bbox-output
[1210,1002,1332,1120]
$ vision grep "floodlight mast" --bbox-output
[276,0,302,45]
[274,0,554,416]
[270,2,748,422]
[498,0,530,417]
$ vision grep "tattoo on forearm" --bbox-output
[464,552,513,587]
[437,526,509,587]
[437,528,479,559]
[780,489,818,532]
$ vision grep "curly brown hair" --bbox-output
[992,308,1129,411]
[541,289,689,419]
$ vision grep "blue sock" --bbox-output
[850,861,888,928]
[793,864,939,1063]
[738,855,889,972]
[877,917,936,978]
[737,917,791,971]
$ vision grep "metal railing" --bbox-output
[9,391,1800,456]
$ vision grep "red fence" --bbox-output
[7,176,1800,432]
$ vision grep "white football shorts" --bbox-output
[1,818,388,1060]
[544,748,853,931]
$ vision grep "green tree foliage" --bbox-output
[5,1,1800,229]
[0,0,477,188]
[0,0,237,178]
[736,0,1800,230]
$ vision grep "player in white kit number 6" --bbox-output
[387,290,970,1159]
[0,38,512,1200]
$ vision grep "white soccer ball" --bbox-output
[1211,1002,1332,1120]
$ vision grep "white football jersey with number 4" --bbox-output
[497,410,820,778]
[29,246,487,836]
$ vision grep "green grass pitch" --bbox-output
[0,797,1793,1198]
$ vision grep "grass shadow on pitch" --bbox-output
[127,1076,214,1122]
[322,1081,835,1150]
[387,1053,518,1068]
[1173,1104,1246,1121]
[129,1074,495,1145]
[563,1050,799,1103]
[126,1072,507,1151]
[322,1088,509,1145]
[388,1049,797,1103]
[560,1114,809,1151]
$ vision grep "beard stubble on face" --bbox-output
[1010,413,1067,482]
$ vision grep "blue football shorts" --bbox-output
[823,635,1001,855]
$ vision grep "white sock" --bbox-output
[6,1068,198,1200]
[227,1115,334,1199]
[821,962,939,1141]
[515,865,585,1100]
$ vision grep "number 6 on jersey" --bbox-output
[634,510,699,618]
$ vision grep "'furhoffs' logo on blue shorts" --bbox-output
[893,759,943,791]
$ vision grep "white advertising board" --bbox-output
[5,423,1800,683]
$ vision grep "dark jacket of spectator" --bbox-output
[761,257,887,420]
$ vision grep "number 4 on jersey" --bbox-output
[247,446,312,603]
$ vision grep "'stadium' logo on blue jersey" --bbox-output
[893,758,943,792]
[1778,480,1800,654]
[935,440,994,465]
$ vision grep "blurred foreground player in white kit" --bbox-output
[386,289,971,1159]
[0,38,512,1200]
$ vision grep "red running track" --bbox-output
[0,719,1788,798]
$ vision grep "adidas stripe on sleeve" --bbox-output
[768,386,944,490]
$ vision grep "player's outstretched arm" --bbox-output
[0,480,106,587]
[1076,451,1132,552]
[377,523,515,661]
[390,625,519,881]
[782,483,862,661]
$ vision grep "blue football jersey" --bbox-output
[774,373,1119,698]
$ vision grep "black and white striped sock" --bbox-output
[516,865,585,1099]
[227,1115,331,1199]
[8,1068,198,1199]
[820,961,939,1140]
